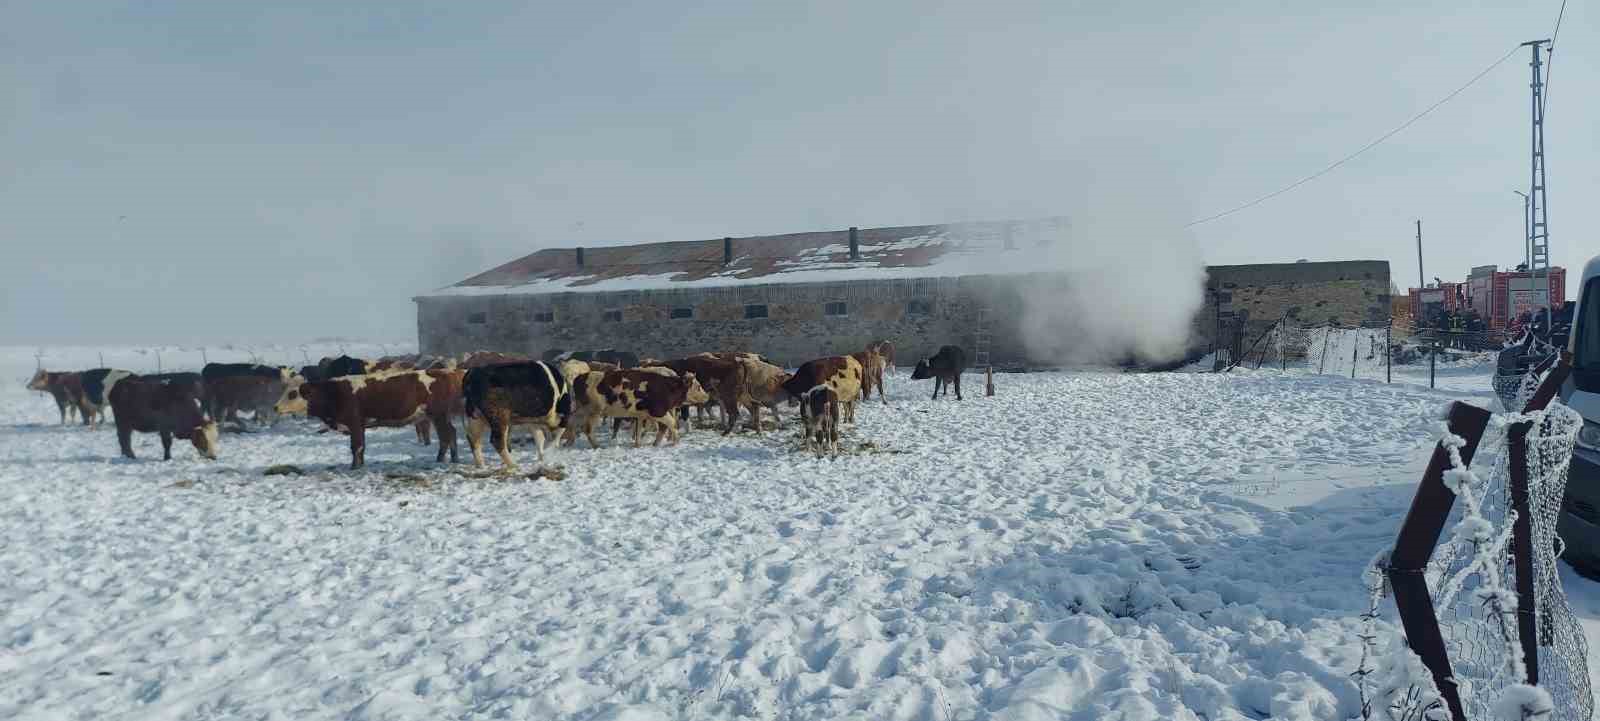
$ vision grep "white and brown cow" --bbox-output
[782,355,864,425]
[276,369,465,469]
[462,361,569,469]
[569,369,709,448]
[736,358,793,434]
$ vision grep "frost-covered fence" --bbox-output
[1367,357,1591,721]
[1261,321,1393,381]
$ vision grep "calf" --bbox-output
[276,369,464,469]
[867,340,896,375]
[911,345,968,400]
[569,369,708,448]
[800,385,841,456]
[26,369,86,425]
[109,377,219,461]
[849,349,888,405]
[80,368,135,427]
[781,355,864,424]
[462,361,569,469]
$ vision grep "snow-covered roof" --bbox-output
[421,218,1069,298]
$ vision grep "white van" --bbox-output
[1558,254,1600,575]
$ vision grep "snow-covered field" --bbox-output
[3,347,1596,720]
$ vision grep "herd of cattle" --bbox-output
[24,343,972,468]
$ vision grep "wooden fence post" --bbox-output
[1385,400,1493,721]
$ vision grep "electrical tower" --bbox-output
[1523,39,1552,328]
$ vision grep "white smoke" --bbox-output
[1003,217,1208,367]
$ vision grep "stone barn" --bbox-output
[415,219,1390,368]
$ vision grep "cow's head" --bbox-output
[26,369,49,391]
[910,359,934,380]
[683,372,710,406]
[274,379,323,417]
[190,420,220,460]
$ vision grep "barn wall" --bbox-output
[415,260,1391,367]
[416,275,1043,368]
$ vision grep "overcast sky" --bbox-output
[2,1,1594,345]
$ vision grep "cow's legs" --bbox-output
[748,403,762,434]
[931,377,942,400]
[432,413,456,463]
[631,417,644,448]
[878,368,888,404]
[117,423,136,459]
[466,415,489,467]
[160,431,174,461]
[954,372,963,401]
[55,395,69,425]
[415,418,433,446]
[350,425,366,469]
[493,418,517,469]
[532,427,547,464]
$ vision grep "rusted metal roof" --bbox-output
[429,218,1068,297]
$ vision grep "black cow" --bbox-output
[317,355,372,378]
[910,345,968,400]
[463,361,572,468]
[109,377,219,460]
[201,363,294,425]
[541,349,640,369]
[137,372,207,404]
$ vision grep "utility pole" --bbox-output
[1523,39,1553,331]
[1418,220,1435,389]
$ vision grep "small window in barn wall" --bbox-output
[603,310,623,322]
[744,304,768,319]
[824,302,847,317]
[533,311,554,323]
[671,307,694,319]
[906,300,933,316]
[467,312,487,325]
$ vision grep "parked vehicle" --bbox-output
[1557,254,1600,576]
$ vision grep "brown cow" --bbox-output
[26,369,87,425]
[650,355,745,434]
[207,374,293,428]
[850,349,888,405]
[781,355,864,424]
[109,377,219,461]
[275,369,464,469]
[800,385,841,456]
[569,369,709,447]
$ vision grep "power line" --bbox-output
[1185,44,1521,228]
[1543,0,1567,115]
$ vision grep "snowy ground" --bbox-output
[1,347,1595,720]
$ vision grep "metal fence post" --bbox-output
[1351,331,1359,379]
[1386,321,1392,384]
[1317,324,1332,375]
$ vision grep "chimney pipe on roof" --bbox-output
[576,247,585,268]
[848,227,860,260]
[723,237,732,266]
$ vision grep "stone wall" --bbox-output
[415,260,1392,367]
[1193,260,1393,355]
